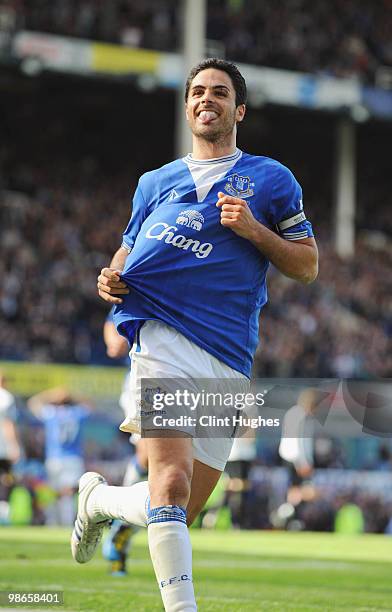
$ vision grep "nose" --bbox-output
[200,88,213,104]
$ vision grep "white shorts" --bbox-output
[45,456,84,490]
[119,320,249,471]
[119,373,141,445]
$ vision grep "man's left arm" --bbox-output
[216,191,318,284]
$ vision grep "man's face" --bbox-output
[185,68,245,142]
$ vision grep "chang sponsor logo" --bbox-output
[176,210,204,231]
[146,222,213,259]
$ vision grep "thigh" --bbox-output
[145,434,193,474]
[187,459,222,526]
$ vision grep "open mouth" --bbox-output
[197,110,218,124]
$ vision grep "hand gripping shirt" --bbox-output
[113,149,314,378]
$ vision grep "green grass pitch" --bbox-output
[0,528,391,611]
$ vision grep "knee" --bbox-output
[150,466,191,507]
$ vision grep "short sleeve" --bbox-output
[269,165,314,241]
[122,178,149,250]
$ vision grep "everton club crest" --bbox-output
[141,386,164,409]
[224,174,254,198]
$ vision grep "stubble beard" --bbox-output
[191,109,237,145]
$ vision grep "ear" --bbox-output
[185,103,189,121]
[236,104,246,123]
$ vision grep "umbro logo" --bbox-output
[168,189,179,201]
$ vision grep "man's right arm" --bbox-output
[97,246,130,305]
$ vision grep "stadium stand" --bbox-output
[0,160,131,363]
[2,0,391,83]
[255,239,391,378]
[208,0,392,84]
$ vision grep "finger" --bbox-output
[97,275,127,289]
[97,283,129,295]
[220,211,240,219]
[98,290,123,305]
[221,204,236,212]
[220,217,237,226]
[98,287,130,296]
[217,191,235,202]
[216,193,246,207]
[100,268,122,281]
[217,191,245,203]
[221,203,243,212]
[216,191,233,207]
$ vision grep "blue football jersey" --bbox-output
[113,151,313,377]
[41,404,89,459]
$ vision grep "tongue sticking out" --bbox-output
[198,111,217,124]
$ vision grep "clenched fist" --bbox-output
[216,191,259,240]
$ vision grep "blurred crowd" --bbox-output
[0,0,180,51]
[1,0,391,84]
[208,0,392,83]
[240,468,392,533]
[254,239,392,378]
[0,159,132,364]
[0,155,391,377]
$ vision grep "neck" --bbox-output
[191,134,237,160]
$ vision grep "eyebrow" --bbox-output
[191,84,230,92]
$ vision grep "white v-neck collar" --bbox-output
[183,149,242,202]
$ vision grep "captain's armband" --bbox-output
[276,211,306,233]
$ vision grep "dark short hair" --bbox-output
[185,58,247,107]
